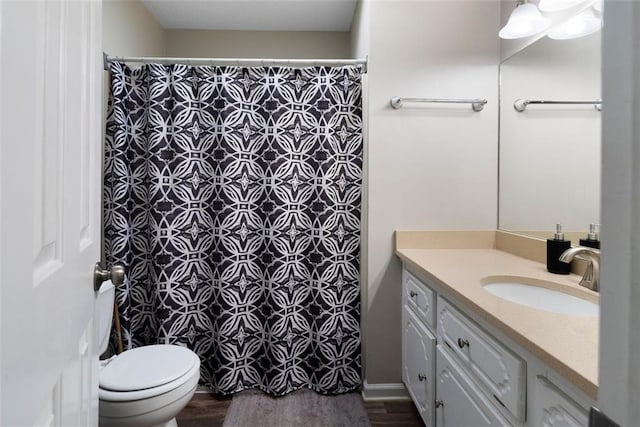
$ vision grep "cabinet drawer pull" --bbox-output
[435,399,444,408]
[409,290,417,298]
[457,338,470,349]
[418,373,427,382]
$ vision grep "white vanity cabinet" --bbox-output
[531,377,589,427]
[438,297,526,421]
[401,265,593,427]
[402,270,437,426]
[404,270,436,330]
[436,346,512,427]
[402,307,436,426]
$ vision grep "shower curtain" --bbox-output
[104,62,363,395]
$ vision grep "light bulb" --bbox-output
[499,3,551,39]
[538,0,593,13]
[593,0,603,13]
[548,8,602,39]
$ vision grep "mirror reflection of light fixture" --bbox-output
[538,0,592,13]
[593,0,603,13]
[547,8,602,39]
[499,0,551,39]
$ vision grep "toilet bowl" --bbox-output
[99,344,200,427]
[96,282,201,427]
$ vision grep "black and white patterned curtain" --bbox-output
[103,62,363,395]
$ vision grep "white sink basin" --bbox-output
[482,277,599,317]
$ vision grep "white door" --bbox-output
[1,1,103,425]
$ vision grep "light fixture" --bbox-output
[547,8,602,39]
[499,1,551,39]
[538,0,592,13]
[593,0,603,14]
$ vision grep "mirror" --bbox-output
[498,32,601,244]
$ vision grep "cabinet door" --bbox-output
[438,297,526,420]
[436,346,512,427]
[402,307,436,426]
[532,376,589,427]
[404,269,436,330]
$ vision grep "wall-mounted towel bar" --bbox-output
[514,99,602,112]
[390,97,487,112]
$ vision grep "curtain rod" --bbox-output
[103,53,367,73]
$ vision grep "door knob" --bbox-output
[94,262,125,291]
[435,399,444,408]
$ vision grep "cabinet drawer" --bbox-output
[403,270,436,330]
[402,307,436,427]
[532,376,588,427]
[437,297,526,421]
[436,345,512,427]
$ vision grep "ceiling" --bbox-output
[141,0,358,32]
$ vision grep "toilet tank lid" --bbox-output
[100,345,198,392]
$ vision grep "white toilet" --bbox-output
[97,281,201,427]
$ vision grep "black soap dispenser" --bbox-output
[547,223,571,274]
[579,223,601,249]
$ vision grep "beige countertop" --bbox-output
[396,246,599,399]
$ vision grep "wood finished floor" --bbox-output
[176,392,423,427]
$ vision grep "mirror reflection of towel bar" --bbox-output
[390,97,487,112]
[514,98,602,112]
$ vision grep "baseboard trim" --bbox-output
[361,380,410,401]
[195,383,410,401]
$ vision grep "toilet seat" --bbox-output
[99,345,200,402]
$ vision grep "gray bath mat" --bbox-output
[222,389,371,427]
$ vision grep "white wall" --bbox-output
[103,0,166,58]
[355,0,501,386]
[349,0,371,387]
[102,0,166,117]
[499,33,601,233]
[165,30,350,59]
[101,0,166,262]
[350,0,370,60]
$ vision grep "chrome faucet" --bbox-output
[559,246,600,292]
